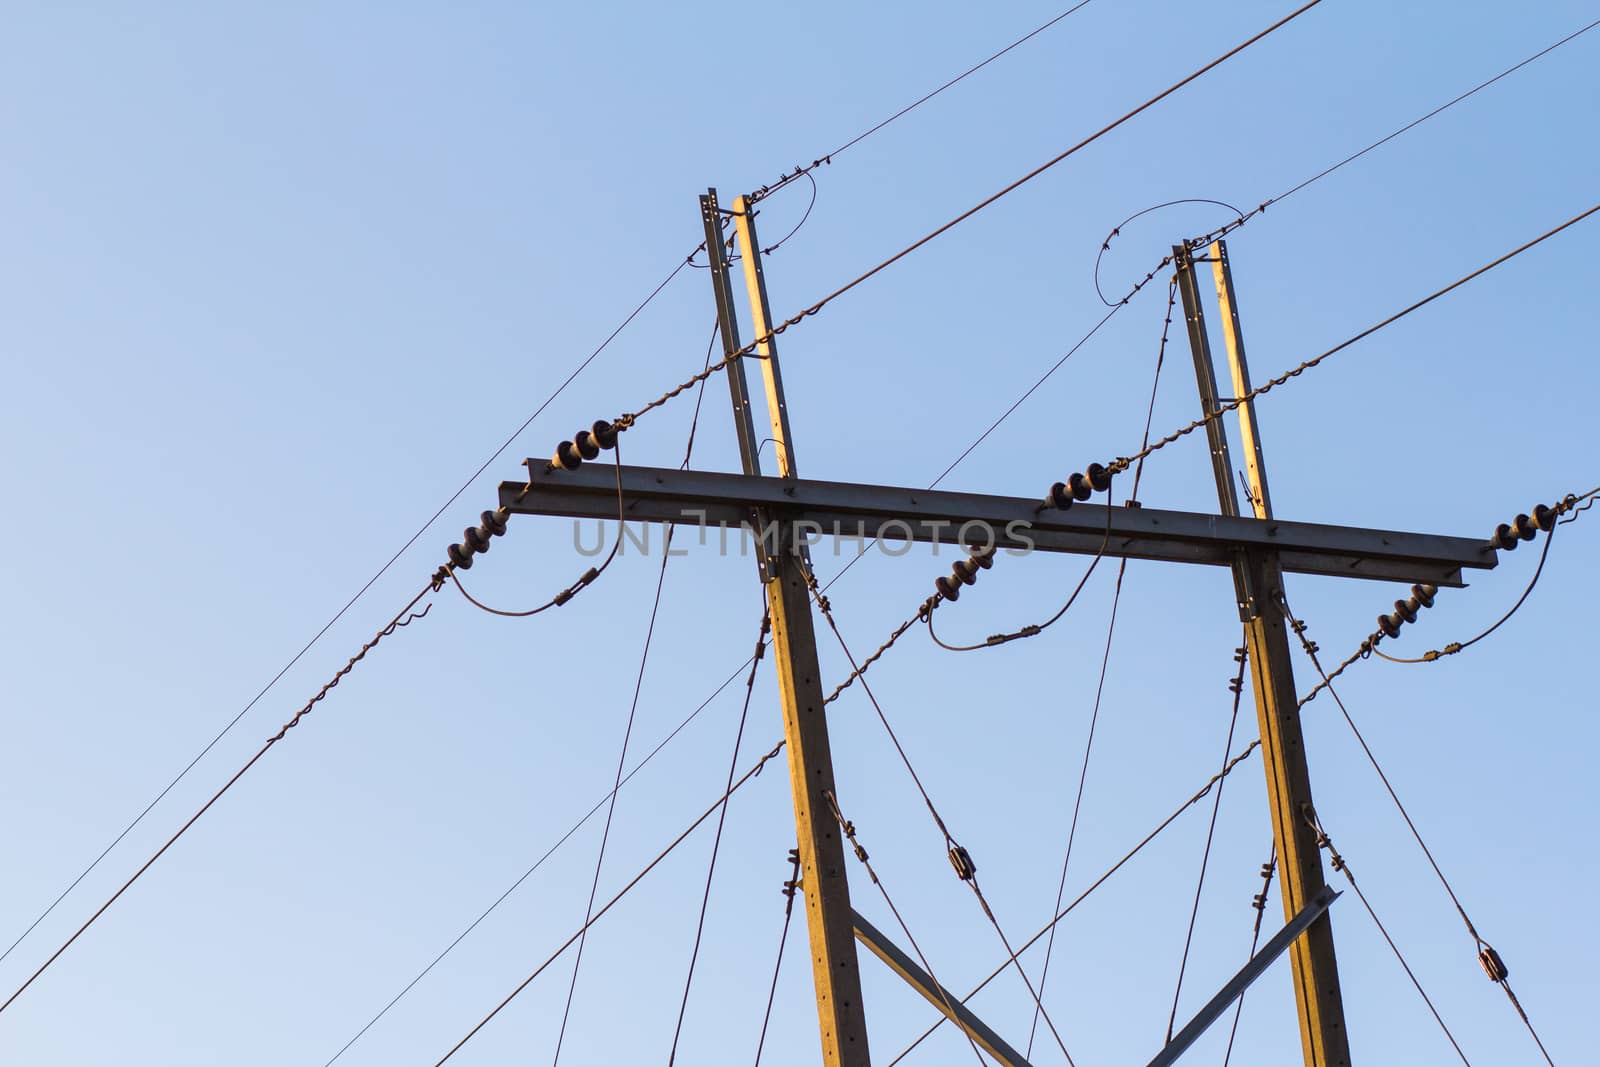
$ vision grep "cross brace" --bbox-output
[503,463,1494,588]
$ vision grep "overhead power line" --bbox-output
[749,0,1098,203]
[0,580,441,1016]
[615,0,1329,432]
[0,248,701,971]
[1107,202,1600,477]
[1097,14,1600,307]
[432,739,790,1066]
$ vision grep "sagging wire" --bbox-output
[1101,203,1600,483]
[888,736,1268,1065]
[1094,198,1242,307]
[1371,488,1596,664]
[1303,809,1475,1066]
[448,439,628,617]
[923,466,1117,652]
[0,579,442,1017]
[822,790,991,1067]
[432,739,790,1066]
[1285,597,1561,1066]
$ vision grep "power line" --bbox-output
[321,649,759,1065]
[1220,843,1276,1067]
[1284,596,1561,1065]
[1097,15,1600,308]
[748,0,1099,204]
[1372,485,1597,664]
[433,738,790,1066]
[809,580,1077,1064]
[823,791,990,1067]
[1028,275,1177,1053]
[1164,639,1250,1043]
[1200,16,1600,248]
[887,736,1268,1064]
[0,580,440,1016]
[1304,811,1474,1066]
[1107,202,1600,478]
[551,320,723,1067]
[666,610,770,1064]
[616,0,1328,433]
[752,849,803,1067]
[0,247,701,972]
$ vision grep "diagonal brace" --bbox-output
[852,910,1035,1067]
[1146,884,1341,1067]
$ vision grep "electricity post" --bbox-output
[1175,237,1350,1067]
[507,212,1494,1065]
[700,188,872,1067]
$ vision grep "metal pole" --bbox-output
[1174,244,1353,1067]
[705,189,871,1066]
[732,194,799,478]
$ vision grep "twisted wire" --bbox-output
[622,0,1326,432]
[0,580,439,1016]
[1107,203,1600,479]
[0,242,702,973]
[748,0,1098,204]
[1094,15,1600,310]
[1195,16,1600,250]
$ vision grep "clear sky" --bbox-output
[3,2,1597,1064]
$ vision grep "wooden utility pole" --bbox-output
[701,189,871,1067]
[1175,238,1352,1067]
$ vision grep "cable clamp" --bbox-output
[947,844,977,882]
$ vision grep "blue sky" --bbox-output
[3,2,1597,1064]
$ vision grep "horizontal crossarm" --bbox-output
[502,464,1494,587]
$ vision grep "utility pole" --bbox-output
[1175,238,1352,1067]
[507,213,1494,1064]
[701,189,871,1067]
